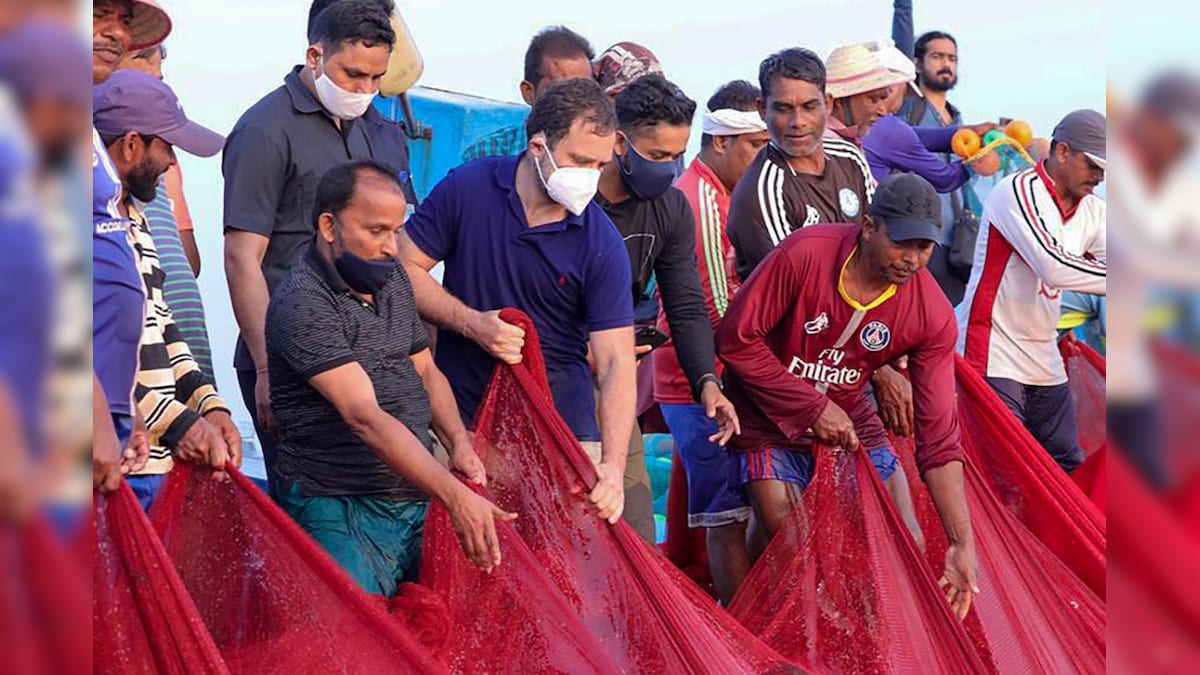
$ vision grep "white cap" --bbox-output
[864,39,922,98]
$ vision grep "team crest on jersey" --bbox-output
[839,188,861,218]
[859,320,891,351]
[803,204,820,227]
[804,312,830,334]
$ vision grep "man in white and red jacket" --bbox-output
[717,173,979,619]
[957,109,1107,472]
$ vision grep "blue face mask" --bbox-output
[618,132,684,200]
[331,219,396,294]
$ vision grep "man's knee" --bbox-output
[747,480,800,540]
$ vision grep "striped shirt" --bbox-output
[654,157,739,404]
[957,161,1106,386]
[727,139,876,282]
[127,203,228,475]
[141,181,215,382]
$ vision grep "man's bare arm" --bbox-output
[397,229,525,364]
[181,229,202,276]
[586,325,636,524]
[308,361,514,569]
[411,347,470,450]
[223,230,270,371]
[589,326,637,471]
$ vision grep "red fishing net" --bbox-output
[0,516,90,675]
[419,483,625,674]
[1060,339,1107,507]
[149,465,447,674]
[953,355,1106,597]
[893,436,1105,673]
[454,308,797,674]
[93,482,228,675]
[729,448,989,674]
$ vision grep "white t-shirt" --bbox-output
[956,162,1106,385]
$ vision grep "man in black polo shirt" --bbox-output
[267,161,513,596]
[224,0,414,497]
[595,74,740,541]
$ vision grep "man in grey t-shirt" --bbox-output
[267,161,513,596]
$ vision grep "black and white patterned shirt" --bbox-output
[266,241,432,500]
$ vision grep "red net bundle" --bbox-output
[954,355,1106,597]
[729,448,988,674]
[93,482,229,675]
[892,436,1105,673]
[149,465,447,674]
[419,483,624,674]
[1059,339,1107,508]
[0,516,91,675]
[463,308,798,674]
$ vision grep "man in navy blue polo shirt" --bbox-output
[398,78,635,525]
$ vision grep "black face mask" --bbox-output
[331,220,396,294]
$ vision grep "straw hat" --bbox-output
[128,0,172,51]
[863,39,922,97]
[825,42,911,99]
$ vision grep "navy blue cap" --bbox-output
[868,172,942,242]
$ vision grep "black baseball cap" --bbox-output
[868,172,942,242]
[1051,109,1106,169]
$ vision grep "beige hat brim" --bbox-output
[827,68,913,99]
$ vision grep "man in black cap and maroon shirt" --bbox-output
[717,173,979,618]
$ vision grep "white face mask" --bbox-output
[533,143,600,216]
[313,57,377,120]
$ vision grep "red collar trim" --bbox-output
[1035,160,1079,222]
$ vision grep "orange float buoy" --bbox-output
[973,151,1001,176]
[1005,120,1034,148]
[952,128,981,158]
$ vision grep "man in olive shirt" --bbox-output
[267,161,513,595]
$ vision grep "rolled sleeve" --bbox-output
[222,123,288,237]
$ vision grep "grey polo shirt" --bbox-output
[223,65,415,370]
[265,242,433,500]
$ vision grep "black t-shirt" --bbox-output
[727,140,875,282]
[597,188,715,398]
[223,65,416,371]
[265,243,432,500]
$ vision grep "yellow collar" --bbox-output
[838,246,896,311]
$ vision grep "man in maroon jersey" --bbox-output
[716,172,979,619]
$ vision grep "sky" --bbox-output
[154,0,1109,426]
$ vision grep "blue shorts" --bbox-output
[660,403,751,528]
[737,446,899,489]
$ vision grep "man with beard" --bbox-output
[957,110,1107,473]
[899,31,974,302]
[91,0,172,492]
[95,70,242,507]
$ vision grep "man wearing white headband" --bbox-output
[654,80,767,605]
